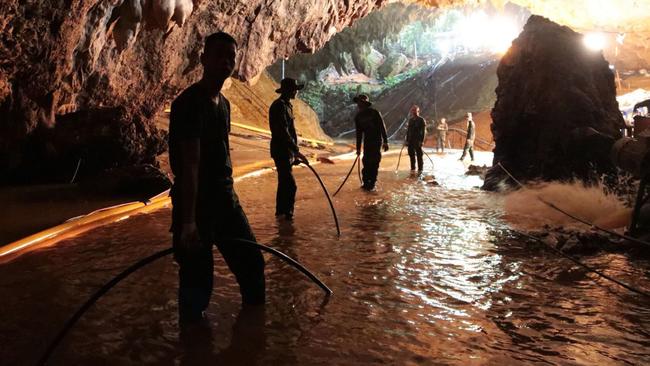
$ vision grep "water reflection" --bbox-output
[1,150,649,365]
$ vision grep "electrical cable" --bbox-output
[36,238,332,366]
[332,155,359,197]
[302,162,341,236]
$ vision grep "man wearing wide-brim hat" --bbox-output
[353,94,389,190]
[269,77,308,220]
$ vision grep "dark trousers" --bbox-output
[273,157,297,216]
[173,190,265,317]
[407,143,424,171]
[461,141,474,160]
[362,147,382,189]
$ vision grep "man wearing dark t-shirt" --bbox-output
[168,32,265,323]
[405,105,426,172]
[354,94,389,190]
[269,78,308,220]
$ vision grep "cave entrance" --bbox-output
[265,3,528,151]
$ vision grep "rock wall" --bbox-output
[483,15,625,191]
[267,3,436,81]
[0,0,393,183]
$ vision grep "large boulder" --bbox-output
[483,15,625,191]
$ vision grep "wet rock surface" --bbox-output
[484,15,625,191]
[466,164,489,179]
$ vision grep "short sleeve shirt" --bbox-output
[168,83,233,230]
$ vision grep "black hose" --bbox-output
[332,155,359,197]
[37,239,332,366]
[37,248,173,366]
[395,145,405,171]
[302,162,341,236]
[357,154,362,184]
[422,150,435,169]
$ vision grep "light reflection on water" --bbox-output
[1,150,650,365]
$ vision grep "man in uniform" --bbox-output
[435,117,448,153]
[168,32,265,323]
[354,94,389,190]
[459,112,476,161]
[269,78,308,220]
[404,105,426,172]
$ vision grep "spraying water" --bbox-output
[502,180,632,232]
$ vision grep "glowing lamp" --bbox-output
[584,32,606,51]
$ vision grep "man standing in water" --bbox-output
[435,117,448,153]
[459,112,476,161]
[405,105,426,172]
[269,78,308,220]
[354,94,389,190]
[168,32,265,323]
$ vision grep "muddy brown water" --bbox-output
[1,150,649,365]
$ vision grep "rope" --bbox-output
[332,155,359,197]
[37,239,332,365]
[497,162,650,249]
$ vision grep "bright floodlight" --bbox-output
[489,17,519,54]
[584,32,606,51]
[452,12,519,55]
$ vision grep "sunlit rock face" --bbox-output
[483,15,625,191]
[0,0,392,182]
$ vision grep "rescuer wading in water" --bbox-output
[269,77,309,220]
[435,117,448,153]
[354,94,389,190]
[459,112,476,161]
[168,32,265,323]
[405,105,427,172]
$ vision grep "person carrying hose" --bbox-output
[404,105,427,172]
[269,77,309,220]
[459,112,476,162]
[168,32,265,324]
[353,94,389,190]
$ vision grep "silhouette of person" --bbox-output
[435,117,448,153]
[269,78,308,220]
[405,105,426,172]
[353,94,388,190]
[459,112,475,161]
[168,32,265,323]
